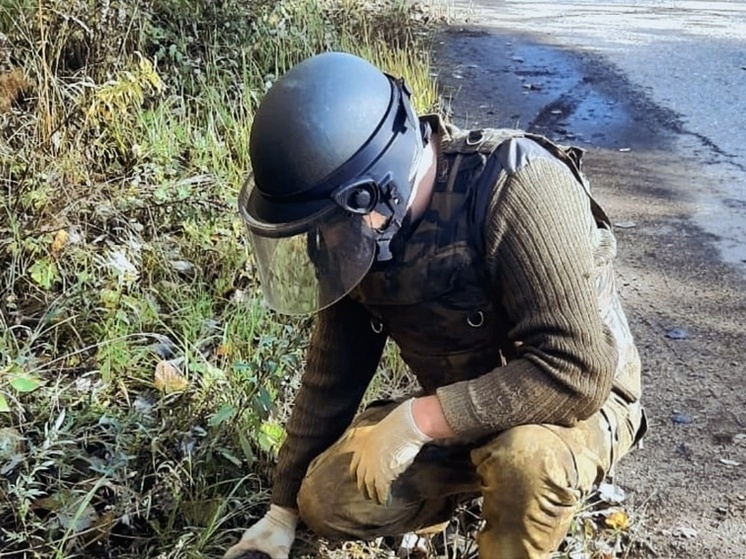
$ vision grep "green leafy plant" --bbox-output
[0,0,439,556]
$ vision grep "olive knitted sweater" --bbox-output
[270,131,621,509]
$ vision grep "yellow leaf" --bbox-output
[605,510,631,531]
[154,360,188,393]
[51,229,68,254]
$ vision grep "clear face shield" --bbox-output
[239,184,379,315]
[240,75,423,315]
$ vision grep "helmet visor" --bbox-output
[240,188,377,315]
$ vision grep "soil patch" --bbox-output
[433,22,746,559]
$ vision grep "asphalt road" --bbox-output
[432,1,746,557]
[438,0,746,270]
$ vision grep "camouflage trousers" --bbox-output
[297,392,645,559]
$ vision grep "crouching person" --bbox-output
[225,51,645,559]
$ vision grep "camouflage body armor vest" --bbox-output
[349,127,636,399]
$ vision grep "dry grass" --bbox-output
[0,1,440,557]
[0,0,641,557]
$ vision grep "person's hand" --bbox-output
[223,504,298,559]
[347,398,433,505]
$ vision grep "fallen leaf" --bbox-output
[0,427,23,459]
[9,374,42,393]
[154,360,188,393]
[169,260,194,274]
[106,250,139,283]
[51,229,69,254]
[29,258,60,290]
[605,510,631,531]
[598,482,626,503]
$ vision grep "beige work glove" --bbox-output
[223,504,298,559]
[347,398,433,505]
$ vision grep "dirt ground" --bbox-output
[432,21,746,559]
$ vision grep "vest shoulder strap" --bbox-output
[442,126,526,157]
[442,125,611,228]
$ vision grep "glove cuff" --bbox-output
[404,398,434,444]
[267,504,299,531]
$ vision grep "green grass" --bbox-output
[0,0,441,556]
[0,1,639,557]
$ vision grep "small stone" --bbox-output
[675,443,693,459]
[671,412,693,425]
[665,327,690,340]
[673,526,698,539]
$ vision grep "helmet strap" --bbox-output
[375,229,396,261]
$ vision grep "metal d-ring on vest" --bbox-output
[467,310,485,328]
[465,129,485,146]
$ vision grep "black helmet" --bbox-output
[239,51,425,315]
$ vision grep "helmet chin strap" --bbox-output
[373,128,432,262]
[371,186,405,261]
[375,228,397,261]
[373,181,418,261]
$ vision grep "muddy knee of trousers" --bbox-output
[296,452,404,540]
[297,470,429,541]
[297,448,456,541]
[473,425,592,556]
[472,424,581,503]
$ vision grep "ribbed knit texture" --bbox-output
[272,297,386,508]
[271,151,618,507]
[436,156,617,436]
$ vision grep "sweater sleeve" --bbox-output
[436,150,617,437]
[271,296,386,508]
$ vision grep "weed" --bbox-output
[0,0,438,556]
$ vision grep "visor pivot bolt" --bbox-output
[352,189,373,211]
